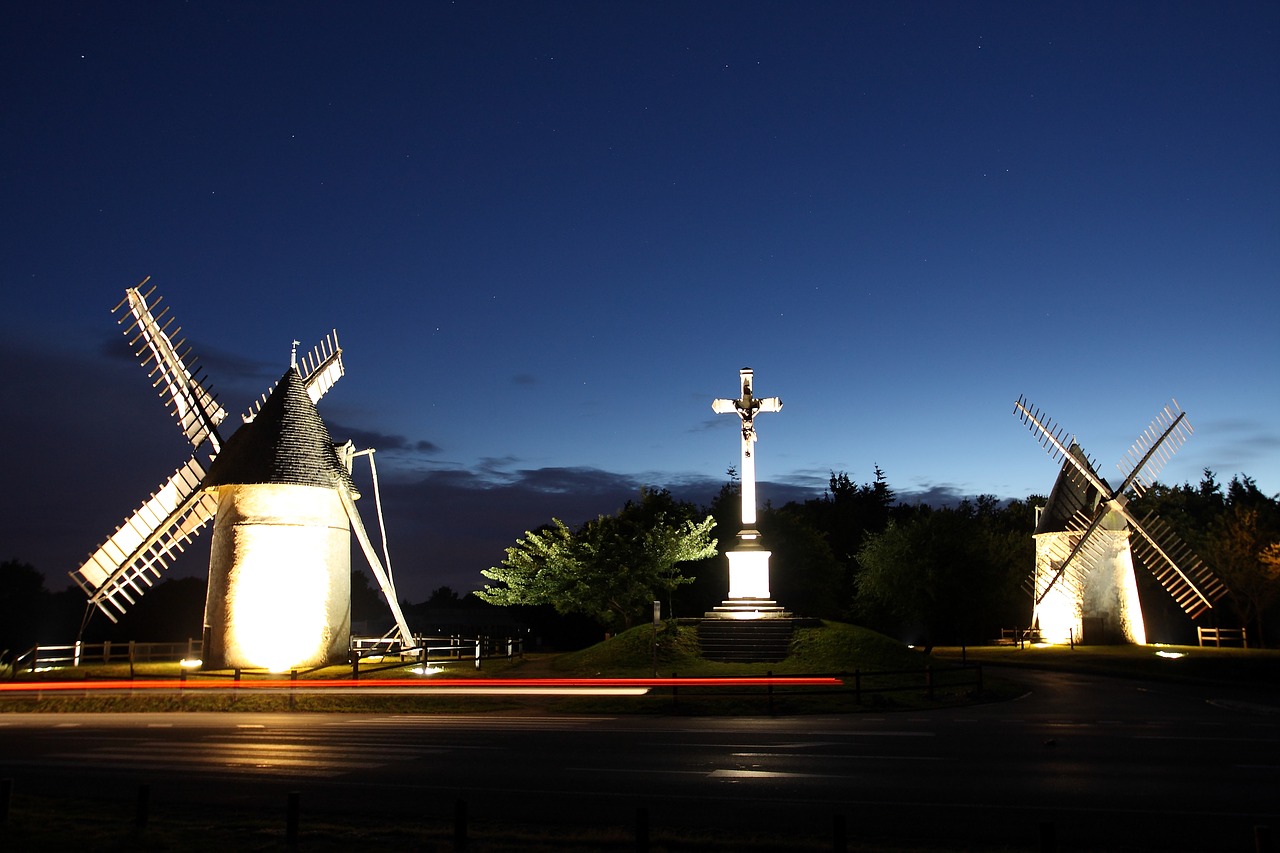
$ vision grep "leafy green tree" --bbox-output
[854,500,1030,651]
[477,488,717,631]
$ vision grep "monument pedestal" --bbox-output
[704,598,791,619]
[704,536,790,619]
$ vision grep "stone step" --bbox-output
[697,618,796,663]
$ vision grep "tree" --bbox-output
[476,488,717,632]
[1,560,49,661]
[1131,470,1280,644]
[350,570,386,624]
[854,500,1030,651]
[1204,504,1280,645]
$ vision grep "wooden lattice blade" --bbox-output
[1014,396,1111,499]
[115,284,226,451]
[1115,401,1192,498]
[1123,509,1228,618]
[70,458,218,621]
[300,331,343,403]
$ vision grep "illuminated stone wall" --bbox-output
[203,483,351,670]
[1033,523,1147,645]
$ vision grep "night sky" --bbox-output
[3,2,1277,603]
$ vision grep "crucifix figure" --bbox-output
[712,368,782,604]
[712,367,782,533]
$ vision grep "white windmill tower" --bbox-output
[71,280,414,670]
[1013,396,1228,644]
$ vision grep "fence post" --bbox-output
[128,641,136,678]
[103,639,112,664]
[30,646,38,673]
[134,783,150,832]
[73,640,81,668]
[454,798,468,852]
[474,636,482,670]
[635,804,649,853]
[286,791,300,848]
[1038,820,1056,852]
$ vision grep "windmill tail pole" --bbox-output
[338,487,415,648]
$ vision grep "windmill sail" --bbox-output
[1126,512,1226,618]
[113,281,226,452]
[1016,395,1228,627]
[300,331,343,403]
[71,458,219,621]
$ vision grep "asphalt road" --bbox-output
[2,668,1278,851]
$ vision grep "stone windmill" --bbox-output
[72,281,414,670]
[1013,396,1228,644]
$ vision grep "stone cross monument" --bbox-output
[710,367,785,616]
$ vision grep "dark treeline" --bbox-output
[673,467,1280,649]
[3,467,1278,658]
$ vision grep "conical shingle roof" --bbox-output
[1034,443,1122,535]
[202,368,356,492]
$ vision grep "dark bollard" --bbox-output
[454,798,468,852]
[832,813,847,853]
[635,805,649,853]
[286,791,300,847]
[1038,820,1057,853]
[925,665,934,700]
[134,783,150,832]
[2,777,11,825]
[1257,825,1274,853]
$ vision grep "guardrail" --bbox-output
[1198,627,1248,648]
[350,634,523,671]
[662,664,984,712]
[996,627,1044,648]
[9,640,202,674]
[5,635,524,678]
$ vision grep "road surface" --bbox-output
[2,668,1277,850]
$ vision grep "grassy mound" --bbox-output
[551,620,930,676]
